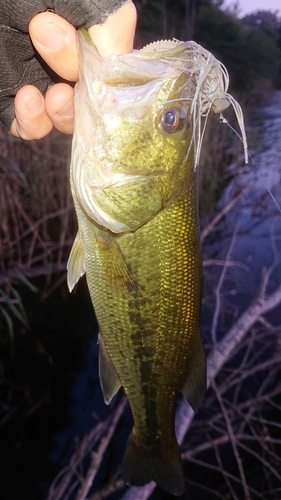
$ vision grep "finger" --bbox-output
[29,12,79,82]
[11,85,53,140]
[88,1,137,57]
[45,83,74,135]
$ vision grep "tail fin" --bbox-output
[121,432,185,496]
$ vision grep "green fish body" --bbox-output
[68,30,247,495]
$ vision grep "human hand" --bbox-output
[0,1,137,139]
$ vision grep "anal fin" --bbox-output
[98,334,121,404]
[181,336,206,412]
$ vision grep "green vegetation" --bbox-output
[135,0,281,97]
[133,0,281,213]
[195,2,280,97]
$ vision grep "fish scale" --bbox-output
[71,172,203,493]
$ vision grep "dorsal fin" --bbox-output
[98,334,121,404]
[140,39,183,53]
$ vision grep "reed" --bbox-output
[0,126,75,280]
[0,125,77,345]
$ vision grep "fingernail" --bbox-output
[35,23,66,49]
[26,94,44,115]
[57,98,74,118]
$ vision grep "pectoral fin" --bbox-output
[98,335,121,404]
[67,232,85,292]
[95,234,136,295]
[181,336,206,412]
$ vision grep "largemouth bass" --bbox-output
[68,29,247,495]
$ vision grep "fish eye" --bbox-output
[160,107,185,133]
[164,111,177,127]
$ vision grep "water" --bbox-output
[204,91,281,315]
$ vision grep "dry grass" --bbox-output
[0,125,75,278]
[0,125,76,338]
[0,103,280,499]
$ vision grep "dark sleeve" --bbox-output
[0,0,129,130]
